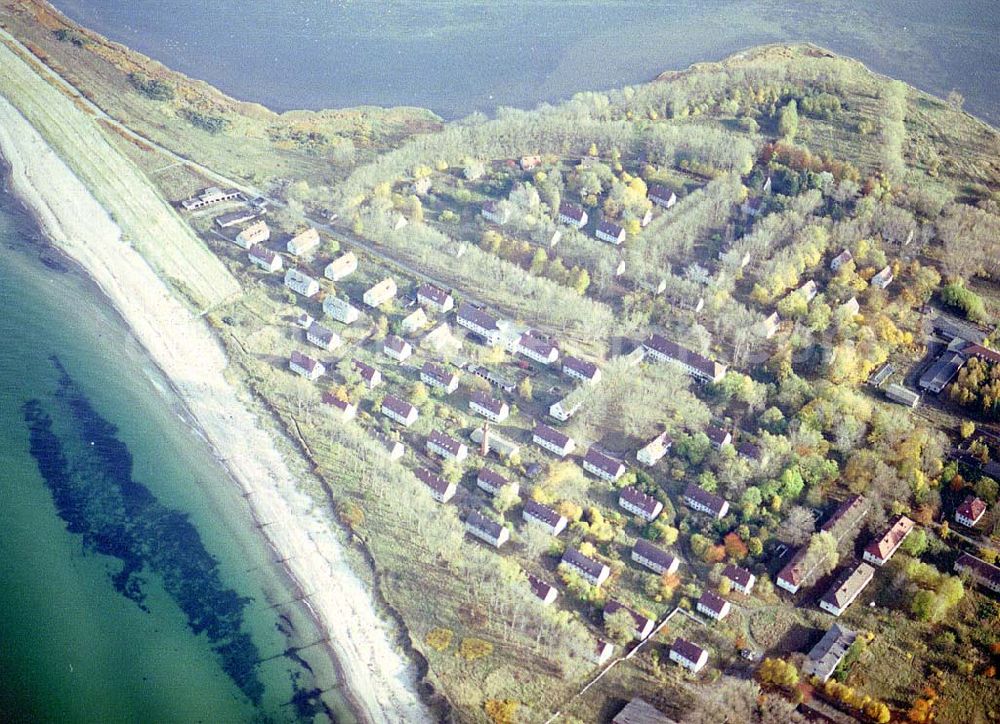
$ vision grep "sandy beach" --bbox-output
[0,95,430,723]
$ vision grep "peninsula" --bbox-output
[1,1,999,722]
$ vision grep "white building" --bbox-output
[306,322,340,351]
[234,220,270,249]
[582,448,626,482]
[637,432,672,466]
[696,591,731,621]
[248,244,282,272]
[323,296,360,324]
[284,268,320,298]
[416,283,454,313]
[468,391,509,422]
[427,430,468,462]
[363,278,397,308]
[289,351,324,381]
[401,308,428,335]
[421,362,459,394]
[381,394,418,427]
[324,252,357,281]
[383,335,413,362]
[670,639,708,673]
[287,227,320,256]
[532,424,575,457]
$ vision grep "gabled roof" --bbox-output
[290,350,320,372]
[307,322,336,345]
[958,495,987,521]
[415,468,451,496]
[820,495,867,538]
[523,499,563,527]
[466,510,504,538]
[562,547,607,579]
[597,218,624,237]
[562,355,600,380]
[683,483,728,516]
[477,467,509,489]
[519,332,557,358]
[421,361,456,385]
[605,599,652,631]
[456,303,499,332]
[643,334,725,380]
[620,486,661,516]
[777,546,810,588]
[633,538,676,571]
[864,516,914,560]
[384,334,410,353]
[352,358,380,383]
[528,574,557,602]
[956,552,1000,586]
[559,202,586,222]
[533,423,572,449]
[698,590,729,615]
[736,441,762,461]
[469,390,506,415]
[961,342,1000,365]
[248,244,278,263]
[584,447,625,477]
[820,562,874,610]
[417,282,452,306]
[648,185,676,203]
[428,430,464,456]
[671,637,705,664]
[723,564,754,588]
[321,391,353,412]
[705,425,731,446]
[381,394,415,418]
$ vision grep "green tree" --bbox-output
[517,376,533,401]
[778,100,799,140]
[604,608,636,645]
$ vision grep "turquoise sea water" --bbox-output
[0,190,350,721]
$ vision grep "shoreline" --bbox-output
[0,96,431,724]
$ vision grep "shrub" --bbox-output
[459,637,493,660]
[425,627,453,652]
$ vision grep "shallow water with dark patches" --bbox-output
[0,184,352,721]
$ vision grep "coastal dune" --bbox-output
[0,79,430,724]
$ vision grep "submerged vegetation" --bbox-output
[22,358,265,705]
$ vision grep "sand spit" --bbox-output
[0,95,430,723]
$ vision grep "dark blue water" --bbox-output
[51,0,1000,122]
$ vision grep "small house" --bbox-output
[955,553,1000,593]
[323,296,360,325]
[683,483,729,519]
[863,516,914,566]
[284,268,320,298]
[562,356,601,384]
[363,278,397,308]
[416,283,454,313]
[870,265,894,290]
[517,333,559,365]
[637,431,672,467]
[723,564,756,595]
[400,308,428,335]
[321,391,356,421]
[840,297,860,316]
[383,334,412,362]
[248,244,282,272]
[760,312,781,339]
[549,395,582,422]
[632,539,678,575]
[830,249,853,271]
[324,252,357,282]
[374,432,404,461]
[558,202,588,229]
[697,591,731,621]
[619,486,663,521]
[956,495,987,527]
[798,280,819,303]
[215,209,257,229]
[421,361,459,394]
[234,220,270,249]
[593,639,614,665]
[819,562,875,616]
[604,599,655,641]
[381,394,418,427]
[287,228,320,256]
[648,185,677,209]
[522,499,567,536]
[468,390,509,422]
[477,468,517,497]
[561,547,610,586]
[289,350,324,381]
[532,423,576,457]
[804,624,857,683]
[886,383,920,408]
[643,334,727,383]
[465,511,509,548]
[481,200,510,225]
[352,359,382,389]
[527,574,558,605]
[415,468,455,503]
[669,638,708,673]
[705,425,732,449]
[306,322,340,351]
[427,430,468,462]
[456,303,501,345]
[583,447,626,482]
[595,219,626,245]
